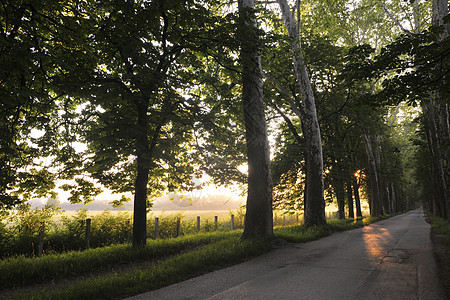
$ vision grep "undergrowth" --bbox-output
[0,207,247,258]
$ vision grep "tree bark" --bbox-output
[363,133,383,216]
[423,100,448,218]
[335,182,346,220]
[276,0,326,227]
[438,103,450,218]
[385,186,391,214]
[238,0,274,239]
[391,182,396,213]
[353,179,363,218]
[347,181,354,219]
[373,135,386,214]
[432,0,450,38]
[133,100,150,247]
[429,0,450,219]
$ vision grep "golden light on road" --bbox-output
[362,225,393,259]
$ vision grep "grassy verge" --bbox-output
[0,231,240,289]
[274,214,394,243]
[427,212,450,246]
[15,237,271,300]
[6,213,399,299]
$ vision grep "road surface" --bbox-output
[127,208,445,299]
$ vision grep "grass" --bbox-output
[0,231,240,290]
[4,213,398,300]
[273,214,393,243]
[14,237,271,300]
[427,212,450,246]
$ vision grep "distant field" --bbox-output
[57,209,236,222]
[57,207,369,220]
[59,209,234,216]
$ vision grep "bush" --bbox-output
[1,205,60,257]
[90,211,132,247]
[147,212,185,239]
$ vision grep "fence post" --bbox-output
[283,215,286,226]
[290,215,293,224]
[37,222,45,257]
[197,216,200,231]
[155,217,159,239]
[296,214,299,223]
[230,214,234,230]
[176,218,181,237]
[214,216,218,230]
[85,218,91,250]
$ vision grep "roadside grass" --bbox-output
[15,237,271,300]
[6,213,398,299]
[427,213,450,246]
[0,231,240,290]
[274,214,395,243]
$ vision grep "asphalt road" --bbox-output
[127,208,445,300]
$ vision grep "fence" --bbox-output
[14,210,342,257]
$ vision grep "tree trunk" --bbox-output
[238,0,274,240]
[413,0,450,218]
[423,100,448,218]
[353,179,363,218]
[133,101,150,248]
[391,182,396,213]
[335,182,346,220]
[347,181,354,219]
[276,0,326,227]
[432,0,450,38]
[373,135,387,214]
[363,133,383,216]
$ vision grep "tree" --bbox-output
[362,133,383,216]
[275,0,326,226]
[364,0,450,217]
[238,0,274,239]
[54,0,235,247]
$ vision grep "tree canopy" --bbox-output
[1,0,449,240]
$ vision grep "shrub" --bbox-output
[3,205,60,257]
[90,211,132,247]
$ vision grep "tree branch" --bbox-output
[262,70,303,119]
[380,2,412,35]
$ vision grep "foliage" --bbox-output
[0,1,248,229]
[366,28,450,106]
[0,208,247,258]
[0,0,442,244]
[0,0,78,210]
[1,208,130,257]
[1,204,61,257]
[147,211,184,239]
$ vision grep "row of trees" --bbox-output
[1,0,449,246]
